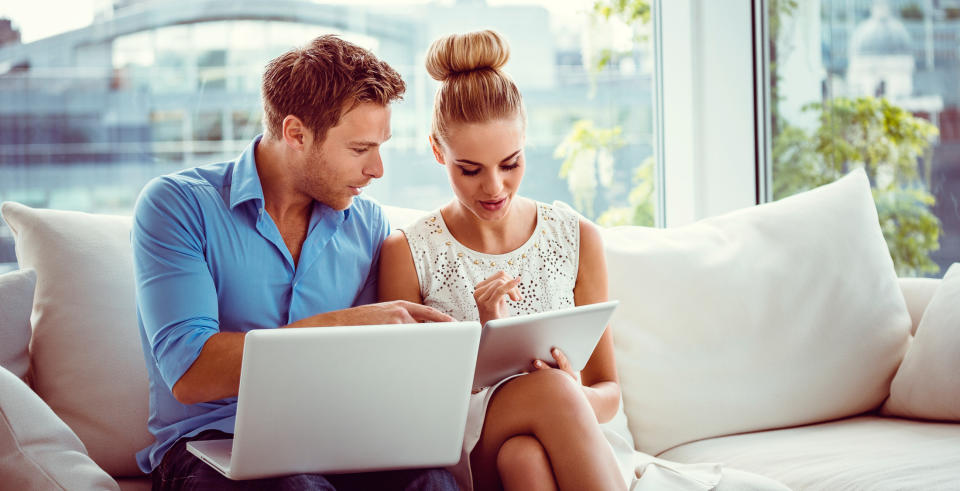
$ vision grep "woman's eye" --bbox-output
[460,167,481,176]
[501,163,520,171]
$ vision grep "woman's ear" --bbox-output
[429,136,445,165]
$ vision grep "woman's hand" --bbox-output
[532,347,582,385]
[474,271,523,326]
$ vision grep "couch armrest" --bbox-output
[0,365,119,490]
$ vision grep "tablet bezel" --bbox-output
[472,300,619,390]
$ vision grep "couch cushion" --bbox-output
[382,204,430,230]
[0,268,36,381]
[884,263,960,421]
[898,277,940,335]
[0,202,152,477]
[0,364,119,490]
[603,169,911,454]
[658,415,960,491]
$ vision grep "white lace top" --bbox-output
[401,201,581,320]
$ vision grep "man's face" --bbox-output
[300,102,391,211]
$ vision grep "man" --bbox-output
[132,35,457,490]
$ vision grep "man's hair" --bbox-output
[261,35,405,142]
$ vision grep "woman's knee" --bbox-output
[515,369,590,412]
[496,435,550,478]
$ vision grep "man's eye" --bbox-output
[352,148,368,154]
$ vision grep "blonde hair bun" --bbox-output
[426,30,510,81]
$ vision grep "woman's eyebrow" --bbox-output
[455,150,521,166]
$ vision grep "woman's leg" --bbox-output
[471,369,625,491]
[496,436,557,491]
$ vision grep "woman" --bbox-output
[378,30,634,491]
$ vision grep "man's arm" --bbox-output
[172,301,454,404]
[137,187,455,406]
[133,177,224,405]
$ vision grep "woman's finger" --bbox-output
[496,276,523,302]
[552,347,568,367]
[552,347,577,377]
[531,359,551,370]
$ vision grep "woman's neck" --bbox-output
[442,197,538,255]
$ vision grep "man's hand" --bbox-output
[289,300,455,328]
[474,271,523,326]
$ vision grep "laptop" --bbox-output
[187,321,481,480]
[473,301,619,390]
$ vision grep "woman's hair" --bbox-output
[261,35,405,143]
[425,30,525,146]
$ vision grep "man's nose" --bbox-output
[364,152,384,179]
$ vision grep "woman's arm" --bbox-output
[574,218,621,424]
[377,231,423,304]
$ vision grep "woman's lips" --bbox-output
[480,198,506,211]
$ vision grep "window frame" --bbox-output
[654,0,767,227]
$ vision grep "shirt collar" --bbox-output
[229,134,351,221]
[229,134,266,210]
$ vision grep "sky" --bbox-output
[0,0,590,44]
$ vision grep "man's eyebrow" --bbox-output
[455,150,521,166]
[347,138,389,148]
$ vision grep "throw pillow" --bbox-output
[0,202,152,477]
[883,263,960,421]
[0,364,119,490]
[0,268,36,380]
[604,169,911,454]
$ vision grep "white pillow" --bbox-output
[383,204,431,230]
[604,169,911,455]
[0,202,152,477]
[0,364,119,490]
[883,263,960,421]
[0,268,36,381]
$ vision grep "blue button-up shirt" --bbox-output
[132,135,389,473]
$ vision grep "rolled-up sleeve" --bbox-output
[132,177,220,390]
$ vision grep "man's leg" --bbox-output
[152,430,337,491]
[326,467,457,491]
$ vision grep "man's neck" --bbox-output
[255,136,314,223]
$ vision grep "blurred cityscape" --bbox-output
[1,0,958,275]
[774,0,959,274]
[0,0,653,270]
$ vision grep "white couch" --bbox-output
[1,169,959,490]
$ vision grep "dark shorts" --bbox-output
[151,429,457,491]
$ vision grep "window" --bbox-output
[767,0,959,277]
[0,0,658,272]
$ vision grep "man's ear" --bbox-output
[429,136,445,165]
[281,115,309,151]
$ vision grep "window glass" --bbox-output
[769,0,959,277]
[0,0,658,272]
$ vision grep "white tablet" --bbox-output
[473,300,619,390]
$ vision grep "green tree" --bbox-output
[773,97,941,276]
[770,1,942,276]
[554,120,624,218]
[556,0,654,226]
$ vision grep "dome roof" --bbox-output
[851,4,913,56]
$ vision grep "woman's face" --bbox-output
[433,117,526,222]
